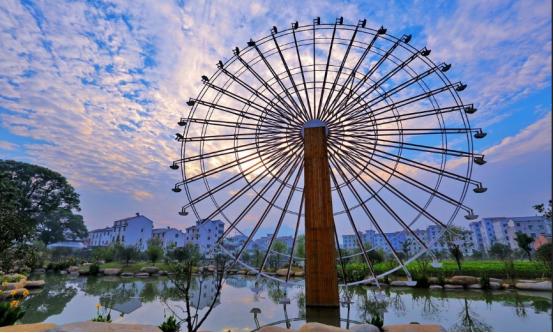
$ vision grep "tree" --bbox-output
[117,245,139,265]
[294,235,305,258]
[0,160,86,247]
[533,200,553,221]
[536,243,552,271]
[147,239,164,264]
[514,232,534,260]
[169,243,201,266]
[441,226,469,270]
[489,243,512,260]
[269,241,288,269]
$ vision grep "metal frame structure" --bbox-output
[171,18,487,290]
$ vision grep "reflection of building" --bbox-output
[470,216,551,252]
[110,297,142,315]
[153,227,186,250]
[189,278,221,310]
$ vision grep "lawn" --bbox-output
[99,261,172,273]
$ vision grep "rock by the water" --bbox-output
[56,321,161,332]
[294,271,305,277]
[32,268,46,274]
[502,283,512,289]
[60,270,67,275]
[427,277,439,284]
[24,280,45,289]
[259,325,290,332]
[349,323,380,332]
[299,322,348,332]
[3,282,25,290]
[443,284,463,289]
[135,272,149,278]
[382,323,446,332]
[140,266,159,274]
[67,266,79,273]
[489,281,501,290]
[489,278,502,283]
[158,270,167,276]
[0,323,56,332]
[448,275,479,285]
[515,281,552,291]
[467,284,482,289]
[120,272,134,277]
[429,284,443,289]
[390,280,413,287]
[103,268,121,276]
[276,268,289,276]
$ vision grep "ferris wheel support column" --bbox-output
[303,124,339,308]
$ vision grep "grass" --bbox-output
[99,261,172,273]
[341,259,551,281]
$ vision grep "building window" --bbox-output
[141,228,144,232]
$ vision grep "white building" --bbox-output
[470,216,551,252]
[88,227,114,247]
[184,219,225,256]
[86,213,154,251]
[153,227,186,250]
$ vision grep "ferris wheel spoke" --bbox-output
[222,154,304,267]
[247,46,308,121]
[202,81,297,127]
[271,34,311,120]
[343,142,473,212]
[319,24,359,119]
[343,128,477,137]
[186,142,302,216]
[334,51,434,120]
[324,31,380,117]
[285,191,304,284]
[328,155,414,278]
[328,151,428,252]
[219,67,301,125]
[364,105,472,128]
[291,27,314,119]
[327,164,380,282]
[372,138,474,158]
[324,36,405,121]
[326,139,449,228]
[256,160,304,276]
[316,21,338,119]
[340,82,464,124]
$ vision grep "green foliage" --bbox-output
[89,263,100,275]
[116,245,140,265]
[269,241,287,269]
[92,246,116,263]
[91,304,111,323]
[369,313,384,330]
[294,235,305,258]
[1,274,26,283]
[159,314,181,332]
[533,200,552,221]
[480,273,491,290]
[489,243,512,260]
[146,239,164,264]
[0,301,25,327]
[338,262,369,282]
[514,232,534,260]
[169,243,201,266]
[536,243,552,270]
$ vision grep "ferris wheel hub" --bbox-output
[301,119,329,138]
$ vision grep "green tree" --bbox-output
[489,242,512,260]
[146,239,164,264]
[533,200,553,221]
[117,245,139,265]
[269,241,288,269]
[0,160,86,247]
[514,232,534,260]
[441,226,469,270]
[294,235,305,258]
[536,243,552,271]
[169,243,201,266]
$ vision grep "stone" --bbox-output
[67,266,79,273]
[294,271,305,277]
[427,277,439,284]
[103,268,122,276]
[489,278,502,283]
[0,323,57,332]
[489,282,501,290]
[78,267,91,275]
[517,279,537,283]
[515,281,552,291]
[247,271,258,276]
[140,266,160,274]
[383,324,446,332]
[238,270,247,275]
[276,268,289,276]
[502,283,511,289]
[3,282,25,290]
[443,284,463,289]
[467,284,482,289]
[448,275,479,285]
[135,272,149,278]
[429,284,443,289]
[24,280,45,289]
[32,268,46,274]
[349,323,380,332]
[69,271,80,276]
[56,321,161,332]
[158,270,167,276]
[299,322,348,332]
[258,325,290,332]
[120,272,134,277]
[390,280,412,287]
[60,270,67,275]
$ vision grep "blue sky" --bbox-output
[0,0,551,235]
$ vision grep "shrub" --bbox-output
[480,273,490,290]
[89,263,100,275]
[92,304,111,323]
[0,301,25,327]
[159,314,181,332]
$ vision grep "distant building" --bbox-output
[470,216,551,252]
[223,234,248,251]
[184,219,225,256]
[87,227,114,247]
[86,213,154,251]
[153,227,186,250]
[247,233,294,252]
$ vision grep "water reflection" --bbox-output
[20,274,552,332]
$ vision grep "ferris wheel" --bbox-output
[171,17,486,305]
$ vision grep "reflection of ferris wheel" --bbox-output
[171,18,487,306]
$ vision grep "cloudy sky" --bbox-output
[0,0,551,234]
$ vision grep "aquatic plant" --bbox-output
[159,314,181,332]
[91,303,111,323]
[0,300,25,327]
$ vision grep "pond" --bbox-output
[20,274,552,331]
